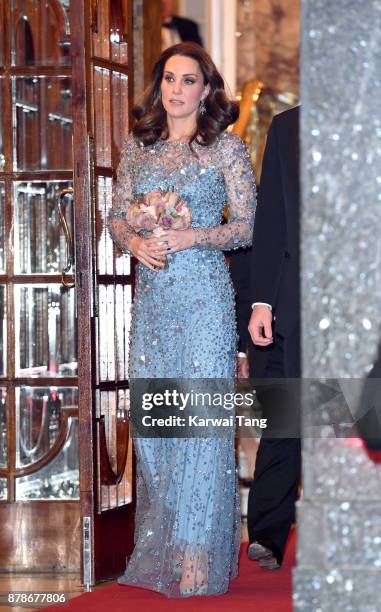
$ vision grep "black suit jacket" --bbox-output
[231,106,300,377]
[230,248,253,354]
[356,344,381,452]
[170,16,203,46]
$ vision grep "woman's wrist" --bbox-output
[129,235,141,254]
[189,228,196,247]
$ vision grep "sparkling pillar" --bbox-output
[294,0,381,609]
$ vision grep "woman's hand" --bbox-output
[132,228,195,269]
[145,228,196,255]
[129,236,167,271]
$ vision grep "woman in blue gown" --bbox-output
[107,43,256,598]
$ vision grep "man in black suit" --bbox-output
[161,0,203,49]
[356,343,381,456]
[244,106,301,570]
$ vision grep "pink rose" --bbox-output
[144,190,162,207]
[125,204,140,225]
[142,204,158,219]
[126,202,157,231]
[164,192,180,207]
[155,201,166,216]
[161,214,173,228]
[170,218,181,230]
[140,214,156,231]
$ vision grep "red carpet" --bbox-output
[42,533,295,612]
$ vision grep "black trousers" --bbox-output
[247,334,301,565]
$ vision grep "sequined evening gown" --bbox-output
[107,132,256,597]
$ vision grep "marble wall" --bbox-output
[294,0,381,608]
[236,0,300,94]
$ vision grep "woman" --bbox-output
[107,43,256,598]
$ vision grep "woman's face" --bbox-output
[161,55,209,121]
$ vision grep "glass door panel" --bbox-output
[91,0,128,64]
[96,175,131,277]
[0,385,7,501]
[110,0,128,65]
[97,176,113,275]
[11,0,71,66]
[0,183,5,272]
[15,384,79,500]
[14,181,74,275]
[115,284,131,381]
[15,386,78,467]
[15,415,79,500]
[0,86,4,170]
[92,0,110,60]
[15,284,77,378]
[0,386,7,468]
[0,0,80,574]
[96,387,132,512]
[97,283,131,384]
[111,72,129,152]
[0,286,6,377]
[94,67,112,167]
[97,284,116,382]
[0,479,6,500]
[115,249,131,276]
[13,77,72,171]
[0,2,3,66]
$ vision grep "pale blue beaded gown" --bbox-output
[107,131,256,598]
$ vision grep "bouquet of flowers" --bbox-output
[125,188,192,267]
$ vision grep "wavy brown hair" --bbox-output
[132,43,239,147]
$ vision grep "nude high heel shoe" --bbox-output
[179,549,208,597]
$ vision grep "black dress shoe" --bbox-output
[247,542,281,570]
[259,556,281,570]
[247,541,273,561]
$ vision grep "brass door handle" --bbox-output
[58,188,75,288]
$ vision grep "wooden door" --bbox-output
[0,0,160,583]
[71,0,136,585]
[0,0,80,573]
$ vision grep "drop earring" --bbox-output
[199,99,207,115]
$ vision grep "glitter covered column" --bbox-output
[293,1,381,609]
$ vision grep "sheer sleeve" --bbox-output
[107,135,139,254]
[193,133,256,250]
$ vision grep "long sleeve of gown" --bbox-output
[193,134,257,250]
[107,135,138,254]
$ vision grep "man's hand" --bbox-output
[248,305,273,346]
